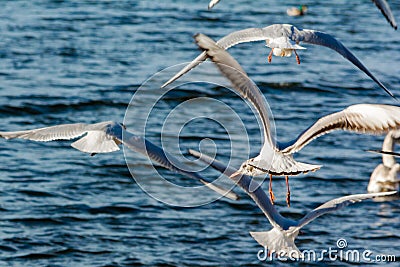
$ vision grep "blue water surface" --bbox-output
[0,0,399,266]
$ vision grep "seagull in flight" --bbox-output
[162,24,395,100]
[194,33,400,206]
[0,121,239,201]
[207,1,397,30]
[189,149,396,258]
[367,130,400,193]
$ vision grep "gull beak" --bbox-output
[366,149,400,157]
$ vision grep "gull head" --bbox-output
[235,158,269,177]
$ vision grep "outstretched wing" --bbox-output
[296,191,397,229]
[372,0,397,29]
[106,124,240,201]
[164,24,395,99]
[161,26,275,88]
[280,104,400,154]
[195,33,276,152]
[0,121,121,154]
[0,123,90,141]
[296,28,395,98]
[188,149,295,230]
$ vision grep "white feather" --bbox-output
[71,131,120,154]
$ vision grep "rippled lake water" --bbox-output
[0,0,399,266]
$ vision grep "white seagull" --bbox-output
[0,121,239,201]
[367,130,400,193]
[189,149,396,258]
[162,24,395,99]
[207,1,397,30]
[194,33,400,206]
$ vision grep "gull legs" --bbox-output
[285,175,291,207]
[268,174,291,207]
[267,48,273,63]
[269,174,275,204]
[268,48,300,65]
[294,50,300,64]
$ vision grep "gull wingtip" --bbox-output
[188,148,201,157]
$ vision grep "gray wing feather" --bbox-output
[372,0,397,29]
[161,51,208,88]
[0,121,120,154]
[107,124,239,201]
[281,104,400,154]
[296,191,397,229]
[0,123,90,141]
[298,29,395,98]
[194,33,275,148]
[161,27,274,88]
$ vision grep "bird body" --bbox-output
[0,121,120,154]
[0,121,239,201]
[368,130,400,193]
[195,33,400,178]
[189,149,396,258]
[195,33,400,205]
[162,24,394,99]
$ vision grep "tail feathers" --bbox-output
[250,228,302,259]
[71,131,120,154]
[259,154,321,175]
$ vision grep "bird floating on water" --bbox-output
[286,5,308,17]
[368,130,400,193]
[189,149,396,258]
[162,24,395,100]
[0,121,239,201]
[194,33,400,206]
